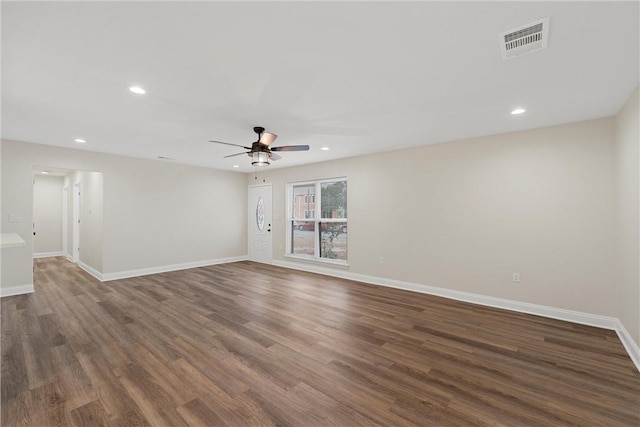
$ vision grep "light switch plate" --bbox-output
[8,213,21,223]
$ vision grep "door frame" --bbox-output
[62,185,68,257]
[72,181,81,263]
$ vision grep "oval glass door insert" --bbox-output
[256,197,265,231]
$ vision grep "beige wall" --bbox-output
[252,118,618,318]
[77,171,104,272]
[614,87,640,347]
[1,140,247,289]
[33,174,64,254]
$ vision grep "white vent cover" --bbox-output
[499,17,550,60]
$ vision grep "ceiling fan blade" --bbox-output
[259,132,278,146]
[270,145,310,152]
[270,152,282,161]
[209,140,252,150]
[223,152,249,158]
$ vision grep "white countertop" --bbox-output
[1,233,26,248]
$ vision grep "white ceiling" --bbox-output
[2,1,638,173]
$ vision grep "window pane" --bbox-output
[321,181,347,218]
[291,221,315,256]
[320,222,347,260]
[292,184,316,220]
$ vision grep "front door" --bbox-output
[248,184,272,263]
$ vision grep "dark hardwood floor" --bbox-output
[2,257,639,426]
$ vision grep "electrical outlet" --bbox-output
[379,256,384,264]
[512,272,521,283]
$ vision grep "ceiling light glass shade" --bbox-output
[251,152,270,167]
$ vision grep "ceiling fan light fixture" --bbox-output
[211,126,308,166]
[251,151,270,167]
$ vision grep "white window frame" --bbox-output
[286,177,348,266]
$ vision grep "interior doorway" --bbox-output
[32,167,102,268]
[32,170,65,258]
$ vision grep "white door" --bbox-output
[248,184,272,263]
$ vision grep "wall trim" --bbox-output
[101,255,249,282]
[272,259,638,372]
[0,283,35,297]
[78,261,104,281]
[33,251,64,259]
[615,319,640,373]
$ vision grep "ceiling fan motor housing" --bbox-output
[252,141,270,152]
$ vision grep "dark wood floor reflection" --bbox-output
[2,257,639,426]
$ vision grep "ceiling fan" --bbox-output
[210,126,309,167]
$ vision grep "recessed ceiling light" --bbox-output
[41,171,50,174]
[129,86,146,95]
[233,165,239,168]
[511,108,526,115]
[74,138,86,143]
[321,147,330,151]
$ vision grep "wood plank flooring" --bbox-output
[2,257,639,426]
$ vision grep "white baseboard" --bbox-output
[33,251,64,259]
[78,261,104,281]
[272,259,639,372]
[272,260,618,329]
[2,255,248,295]
[0,283,34,297]
[615,320,640,373]
[101,255,249,282]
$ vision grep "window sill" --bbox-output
[284,254,350,268]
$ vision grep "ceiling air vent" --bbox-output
[499,17,550,60]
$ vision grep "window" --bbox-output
[287,178,347,263]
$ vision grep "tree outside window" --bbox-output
[319,181,347,259]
